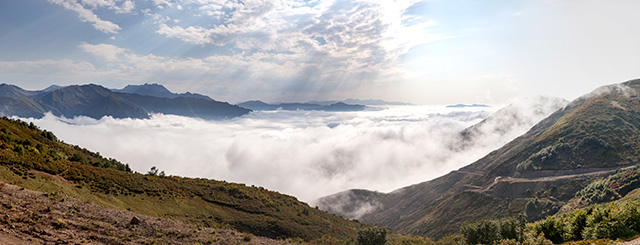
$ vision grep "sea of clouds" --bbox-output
[21,97,566,202]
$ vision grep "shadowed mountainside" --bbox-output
[317,79,640,238]
[0,83,250,120]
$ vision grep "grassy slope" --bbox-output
[359,79,640,238]
[0,180,290,244]
[0,117,363,241]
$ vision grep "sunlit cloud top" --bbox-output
[1,1,640,104]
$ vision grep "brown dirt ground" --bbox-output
[0,181,291,244]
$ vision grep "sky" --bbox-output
[1,0,640,104]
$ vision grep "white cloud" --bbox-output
[151,0,175,8]
[48,0,122,34]
[79,43,127,61]
[24,98,565,202]
[115,0,135,14]
[156,24,215,45]
[78,0,135,13]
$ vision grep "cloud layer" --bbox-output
[23,98,565,202]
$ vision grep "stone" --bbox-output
[130,216,141,225]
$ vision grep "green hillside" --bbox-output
[324,79,640,239]
[455,164,640,244]
[0,117,363,242]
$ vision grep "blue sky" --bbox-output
[1,0,639,104]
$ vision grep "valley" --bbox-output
[2,1,639,244]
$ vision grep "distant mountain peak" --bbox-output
[118,83,173,97]
[42,84,63,92]
[113,83,213,101]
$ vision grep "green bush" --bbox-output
[529,200,640,242]
[532,217,565,244]
[357,227,387,245]
[460,216,525,245]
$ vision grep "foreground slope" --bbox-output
[0,117,363,241]
[320,79,640,238]
[0,182,290,244]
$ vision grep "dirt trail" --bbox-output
[617,237,640,245]
[462,164,638,193]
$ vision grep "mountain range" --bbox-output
[0,83,250,120]
[307,99,413,106]
[237,100,367,111]
[316,79,640,238]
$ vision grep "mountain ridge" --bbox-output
[0,83,250,120]
[307,99,412,106]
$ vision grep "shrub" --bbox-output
[568,209,588,240]
[400,236,434,245]
[460,216,525,245]
[532,217,565,244]
[357,227,387,245]
[54,219,67,229]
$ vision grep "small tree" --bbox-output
[357,227,387,245]
[148,166,159,176]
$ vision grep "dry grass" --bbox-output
[0,181,291,244]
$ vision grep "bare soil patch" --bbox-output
[0,181,290,244]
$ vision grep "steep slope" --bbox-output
[0,96,47,118]
[455,96,568,151]
[33,84,149,119]
[0,117,363,241]
[0,84,37,98]
[320,79,640,238]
